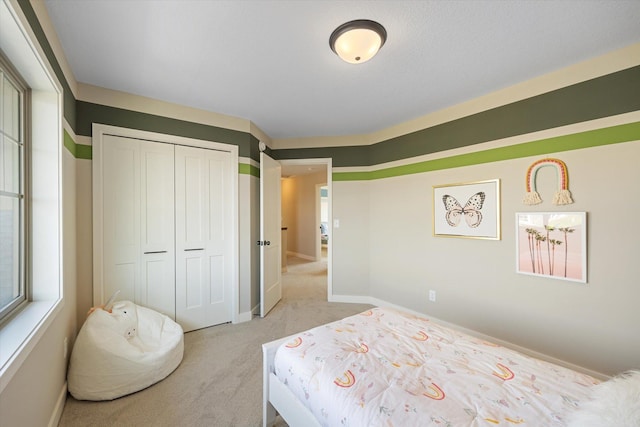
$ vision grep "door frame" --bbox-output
[278,158,333,300]
[92,123,240,324]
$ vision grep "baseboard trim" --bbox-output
[49,381,67,427]
[286,251,316,261]
[328,294,375,304]
[236,311,252,323]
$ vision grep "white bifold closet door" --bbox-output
[100,135,233,332]
[175,145,233,331]
[102,136,176,317]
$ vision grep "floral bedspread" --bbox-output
[273,307,598,427]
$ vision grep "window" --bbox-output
[0,56,27,322]
[0,0,62,387]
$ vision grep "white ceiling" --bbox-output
[44,1,640,141]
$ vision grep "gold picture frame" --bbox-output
[433,179,501,240]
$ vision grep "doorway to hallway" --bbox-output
[279,158,332,301]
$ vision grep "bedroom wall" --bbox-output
[327,129,640,377]
[332,181,371,297]
[365,129,640,377]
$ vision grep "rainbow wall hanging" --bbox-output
[523,158,574,205]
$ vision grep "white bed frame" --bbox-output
[262,335,321,427]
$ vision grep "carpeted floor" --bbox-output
[58,254,372,426]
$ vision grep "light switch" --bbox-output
[333,219,340,228]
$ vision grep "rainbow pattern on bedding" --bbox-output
[273,307,598,427]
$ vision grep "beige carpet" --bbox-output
[58,255,372,427]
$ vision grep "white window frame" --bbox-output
[0,53,28,322]
[0,0,63,393]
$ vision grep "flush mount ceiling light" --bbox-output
[329,19,387,64]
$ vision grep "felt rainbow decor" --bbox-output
[523,158,574,205]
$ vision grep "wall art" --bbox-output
[523,158,574,205]
[433,179,501,240]
[516,212,587,283]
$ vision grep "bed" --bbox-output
[262,307,601,427]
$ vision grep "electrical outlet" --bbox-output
[429,290,436,302]
[63,337,68,360]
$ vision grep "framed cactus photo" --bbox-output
[516,212,587,283]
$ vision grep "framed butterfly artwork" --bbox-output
[432,179,501,240]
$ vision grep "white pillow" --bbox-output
[566,370,640,427]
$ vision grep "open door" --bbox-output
[260,151,282,317]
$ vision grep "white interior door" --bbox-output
[260,151,282,317]
[175,145,233,331]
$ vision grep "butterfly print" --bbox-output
[442,192,485,228]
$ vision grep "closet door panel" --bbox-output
[209,158,225,245]
[142,257,173,314]
[175,145,232,331]
[210,255,225,303]
[209,159,228,305]
[139,141,175,317]
[103,135,140,303]
[185,257,204,308]
[182,155,207,243]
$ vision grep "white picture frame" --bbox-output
[516,212,587,283]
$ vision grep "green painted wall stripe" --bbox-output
[275,66,640,168]
[75,101,258,159]
[66,126,259,176]
[62,130,76,157]
[75,143,93,160]
[65,128,262,177]
[239,163,260,177]
[333,121,640,181]
[63,130,92,159]
[369,66,640,166]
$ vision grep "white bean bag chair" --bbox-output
[67,300,184,401]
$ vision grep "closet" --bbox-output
[93,127,237,332]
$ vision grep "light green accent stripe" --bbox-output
[75,143,92,160]
[239,163,260,177]
[65,131,259,176]
[63,129,92,159]
[333,122,640,181]
[63,130,75,155]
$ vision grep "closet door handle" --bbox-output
[143,250,167,254]
[184,248,204,251]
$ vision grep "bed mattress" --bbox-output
[273,307,598,426]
